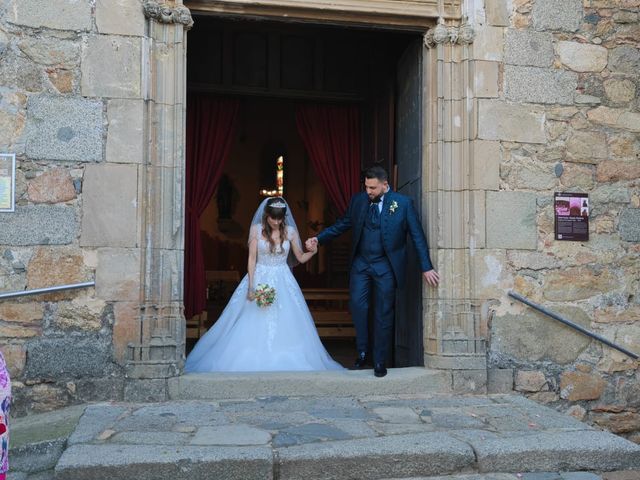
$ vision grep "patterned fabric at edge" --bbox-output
[0,351,11,478]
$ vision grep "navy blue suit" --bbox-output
[317,190,433,364]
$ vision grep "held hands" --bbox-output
[423,269,440,287]
[305,237,319,254]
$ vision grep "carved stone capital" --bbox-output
[143,1,194,30]
[424,17,475,48]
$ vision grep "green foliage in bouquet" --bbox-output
[255,283,276,308]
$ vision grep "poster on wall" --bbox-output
[0,153,15,213]
[554,192,589,241]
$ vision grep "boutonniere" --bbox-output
[389,200,399,214]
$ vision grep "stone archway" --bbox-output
[127,0,487,387]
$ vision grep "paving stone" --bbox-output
[110,431,191,445]
[15,394,640,479]
[25,95,103,162]
[23,471,54,480]
[68,404,129,445]
[113,412,177,433]
[133,402,227,427]
[11,404,86,449]
[430,413,488,430]
[330,419,378,438]
[230,410,314,430]
[372,406,422,424]
[55,444,273,480]
[369,421,437,435]
[277,432,475,479]
[273,423,355,446]
[602,471,640,480]
[472,430,640,473]
[280,423,351,442]
[191,425,271,446]
[560,473,603,480]
[521,474,562,480]
[10,438,66,474]
[6,472,28,480]
[448,429,502,444]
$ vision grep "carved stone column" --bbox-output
[423,18,487,373]
[126,1,193,378]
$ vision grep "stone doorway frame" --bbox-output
[127,0,486,385]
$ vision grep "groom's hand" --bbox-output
[305,237,318,251]
[423,269,440,287]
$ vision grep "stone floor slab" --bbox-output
[190,425,271,446]
[168,368,452,400]
[277,432,476,479]
[9,392,640,480]
[54,444,273,480]
[473,430,640,473]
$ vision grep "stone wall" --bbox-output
[477,0,640,442]
[0,0,147,414]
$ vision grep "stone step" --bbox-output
[167,367,453,400]
[10,405,86,477]
[53,428,640,480]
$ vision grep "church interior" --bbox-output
[185,15,421,364]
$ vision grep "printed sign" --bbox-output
[554,192,589,241]
[0,154,15,212]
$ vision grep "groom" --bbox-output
[306,166,439,377]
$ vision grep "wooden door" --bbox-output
[393,38,424,367]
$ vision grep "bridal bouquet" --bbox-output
[254,283,276,308]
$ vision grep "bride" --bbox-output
[185,196,344,372]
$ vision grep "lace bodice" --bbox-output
[256,237,290,267]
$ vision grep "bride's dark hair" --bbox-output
[262,197,287,254]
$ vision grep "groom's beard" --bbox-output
[369,193,383,203]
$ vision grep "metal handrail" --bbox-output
[0,281,95,301]
[508,291,639,360]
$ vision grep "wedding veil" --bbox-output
[248,197,303,268]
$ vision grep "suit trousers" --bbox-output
[349,261,396,365]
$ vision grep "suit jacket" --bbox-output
[317,190,433,289]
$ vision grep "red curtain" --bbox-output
[184,95,239,319]
[296,104,361,214]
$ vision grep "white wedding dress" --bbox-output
[185,236,344,372]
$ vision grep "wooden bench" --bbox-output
[302,288,355,338]
[187,270,241,340]
[186,311,207,339]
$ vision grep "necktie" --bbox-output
[369,202,380,224]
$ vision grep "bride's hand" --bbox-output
[308,242,318,254]
[247,289,255,301]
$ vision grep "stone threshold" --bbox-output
[167,367,454,400]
